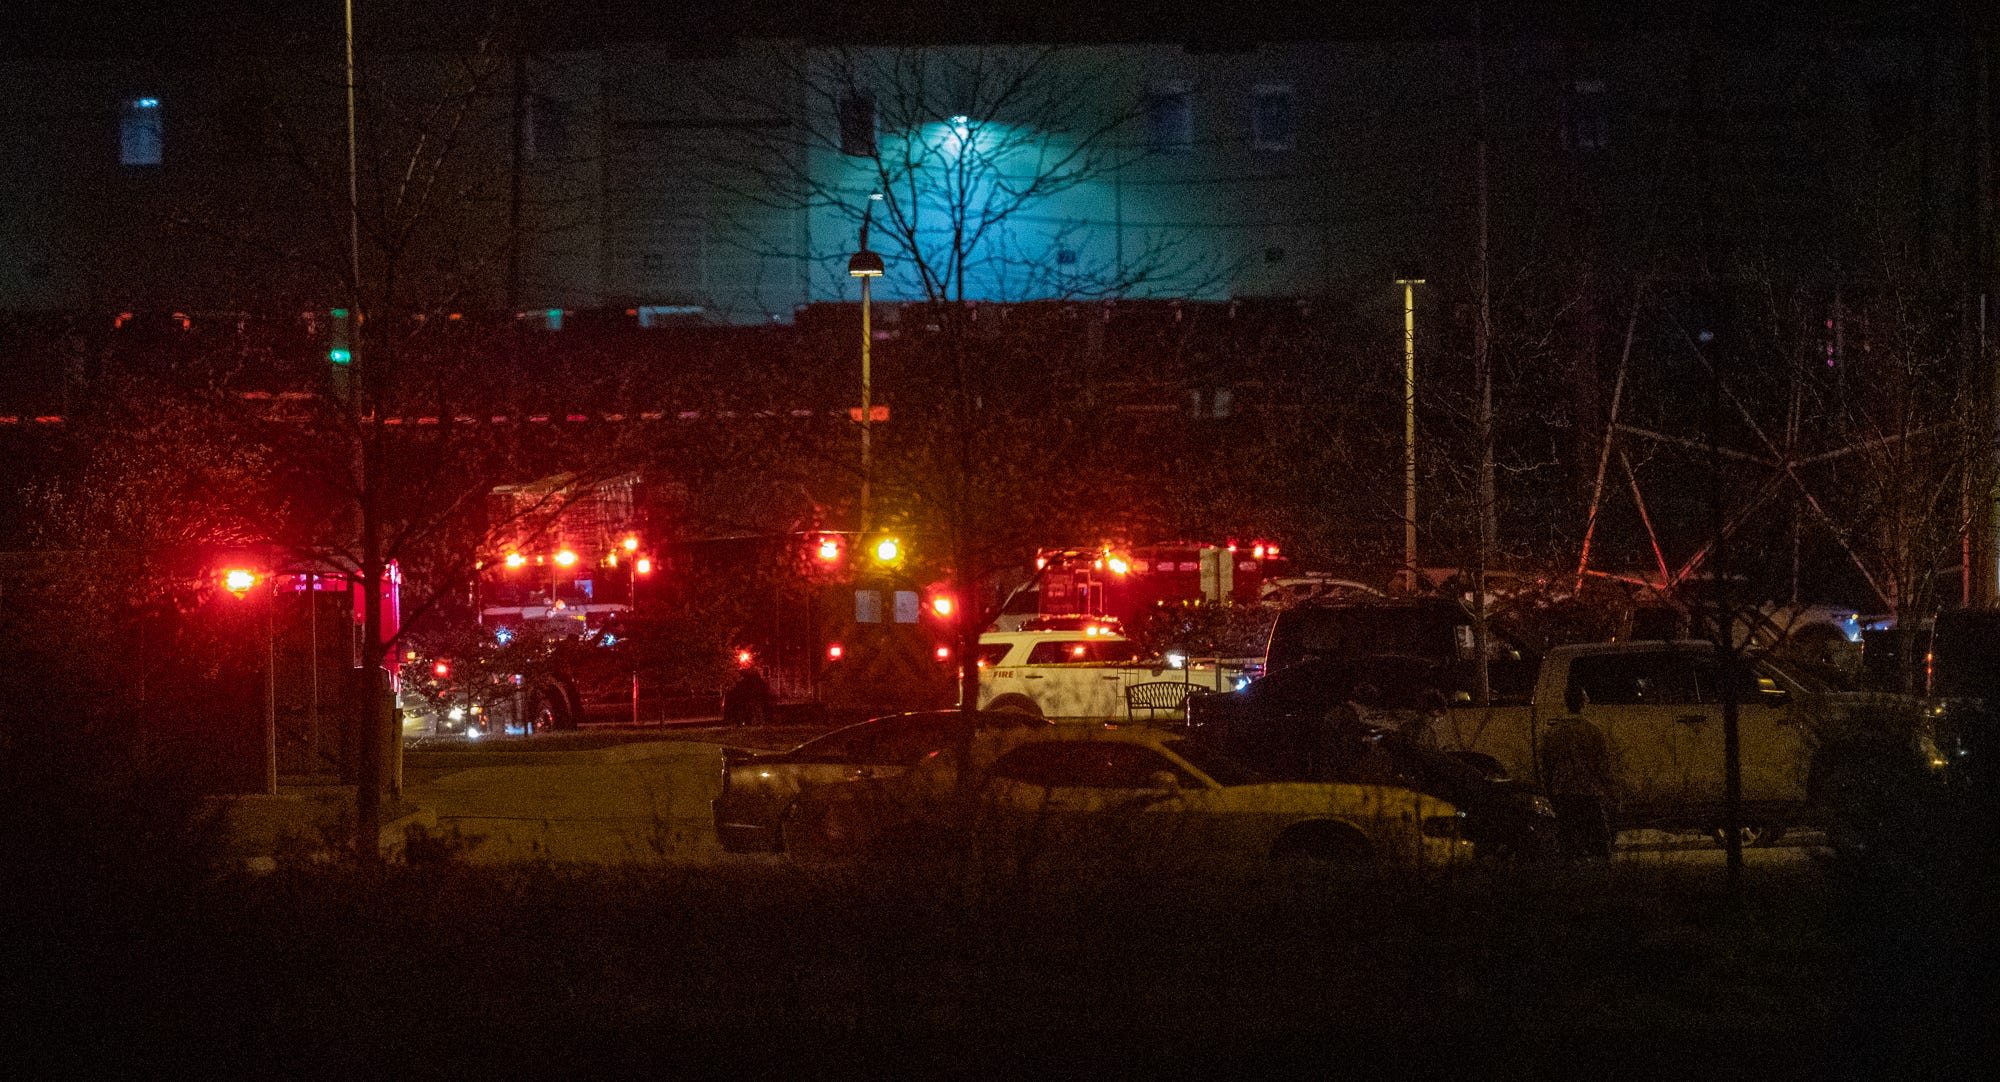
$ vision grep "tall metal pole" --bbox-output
[860,271,873,535]
[344,0,361,311]
[850,192,884,535]
[1397,278,1423,592]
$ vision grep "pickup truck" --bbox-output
[976,628,1256,720]
[1410,640,1934,850]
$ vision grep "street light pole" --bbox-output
[1395,276,1424,593]
[849,194,886,535]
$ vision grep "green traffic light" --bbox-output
[329,348,352,364]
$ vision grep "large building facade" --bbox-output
[3,10,1988,328]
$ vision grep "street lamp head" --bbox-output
[848,250,885,278]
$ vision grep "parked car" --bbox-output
[1185,656,1559,861]
[712,709,1048,853]
[783,726,1474,870]
[1262,597,1539,702]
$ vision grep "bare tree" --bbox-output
[693,44,1218,718]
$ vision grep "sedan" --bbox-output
[712,709,1048,853]
[786,726,1473,869]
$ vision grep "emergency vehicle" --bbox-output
[448,471,956,730]
[976,618,1258,721]
[1022,541,1290,627]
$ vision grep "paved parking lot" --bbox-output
[387,726,1834,868]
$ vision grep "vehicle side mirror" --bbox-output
[1147,770,1181,793]
[1564,683,1588,715]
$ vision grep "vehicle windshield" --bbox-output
[1163,738,1266,787]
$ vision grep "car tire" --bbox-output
[530,689,573,733]
[1270,822,1373,865]
[782,796,870,868]
[986,694,1043,719]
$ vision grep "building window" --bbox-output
[1565,79,1609,151]
[1251,84,1294,151]
[525,95,573,161]
[1146,82,1193,153]
[120,97,163,166]
[838,89,877,157]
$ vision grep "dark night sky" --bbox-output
[7,1,1979,59]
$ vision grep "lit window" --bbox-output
[121,97,163,166]
[1146,83,1192,153]
[1251,85,1294,151]
[839,88,877,157]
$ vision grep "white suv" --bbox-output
[976,628,1153,719]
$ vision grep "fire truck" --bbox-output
[438,472,956,731]
[1024,540,1290,626]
